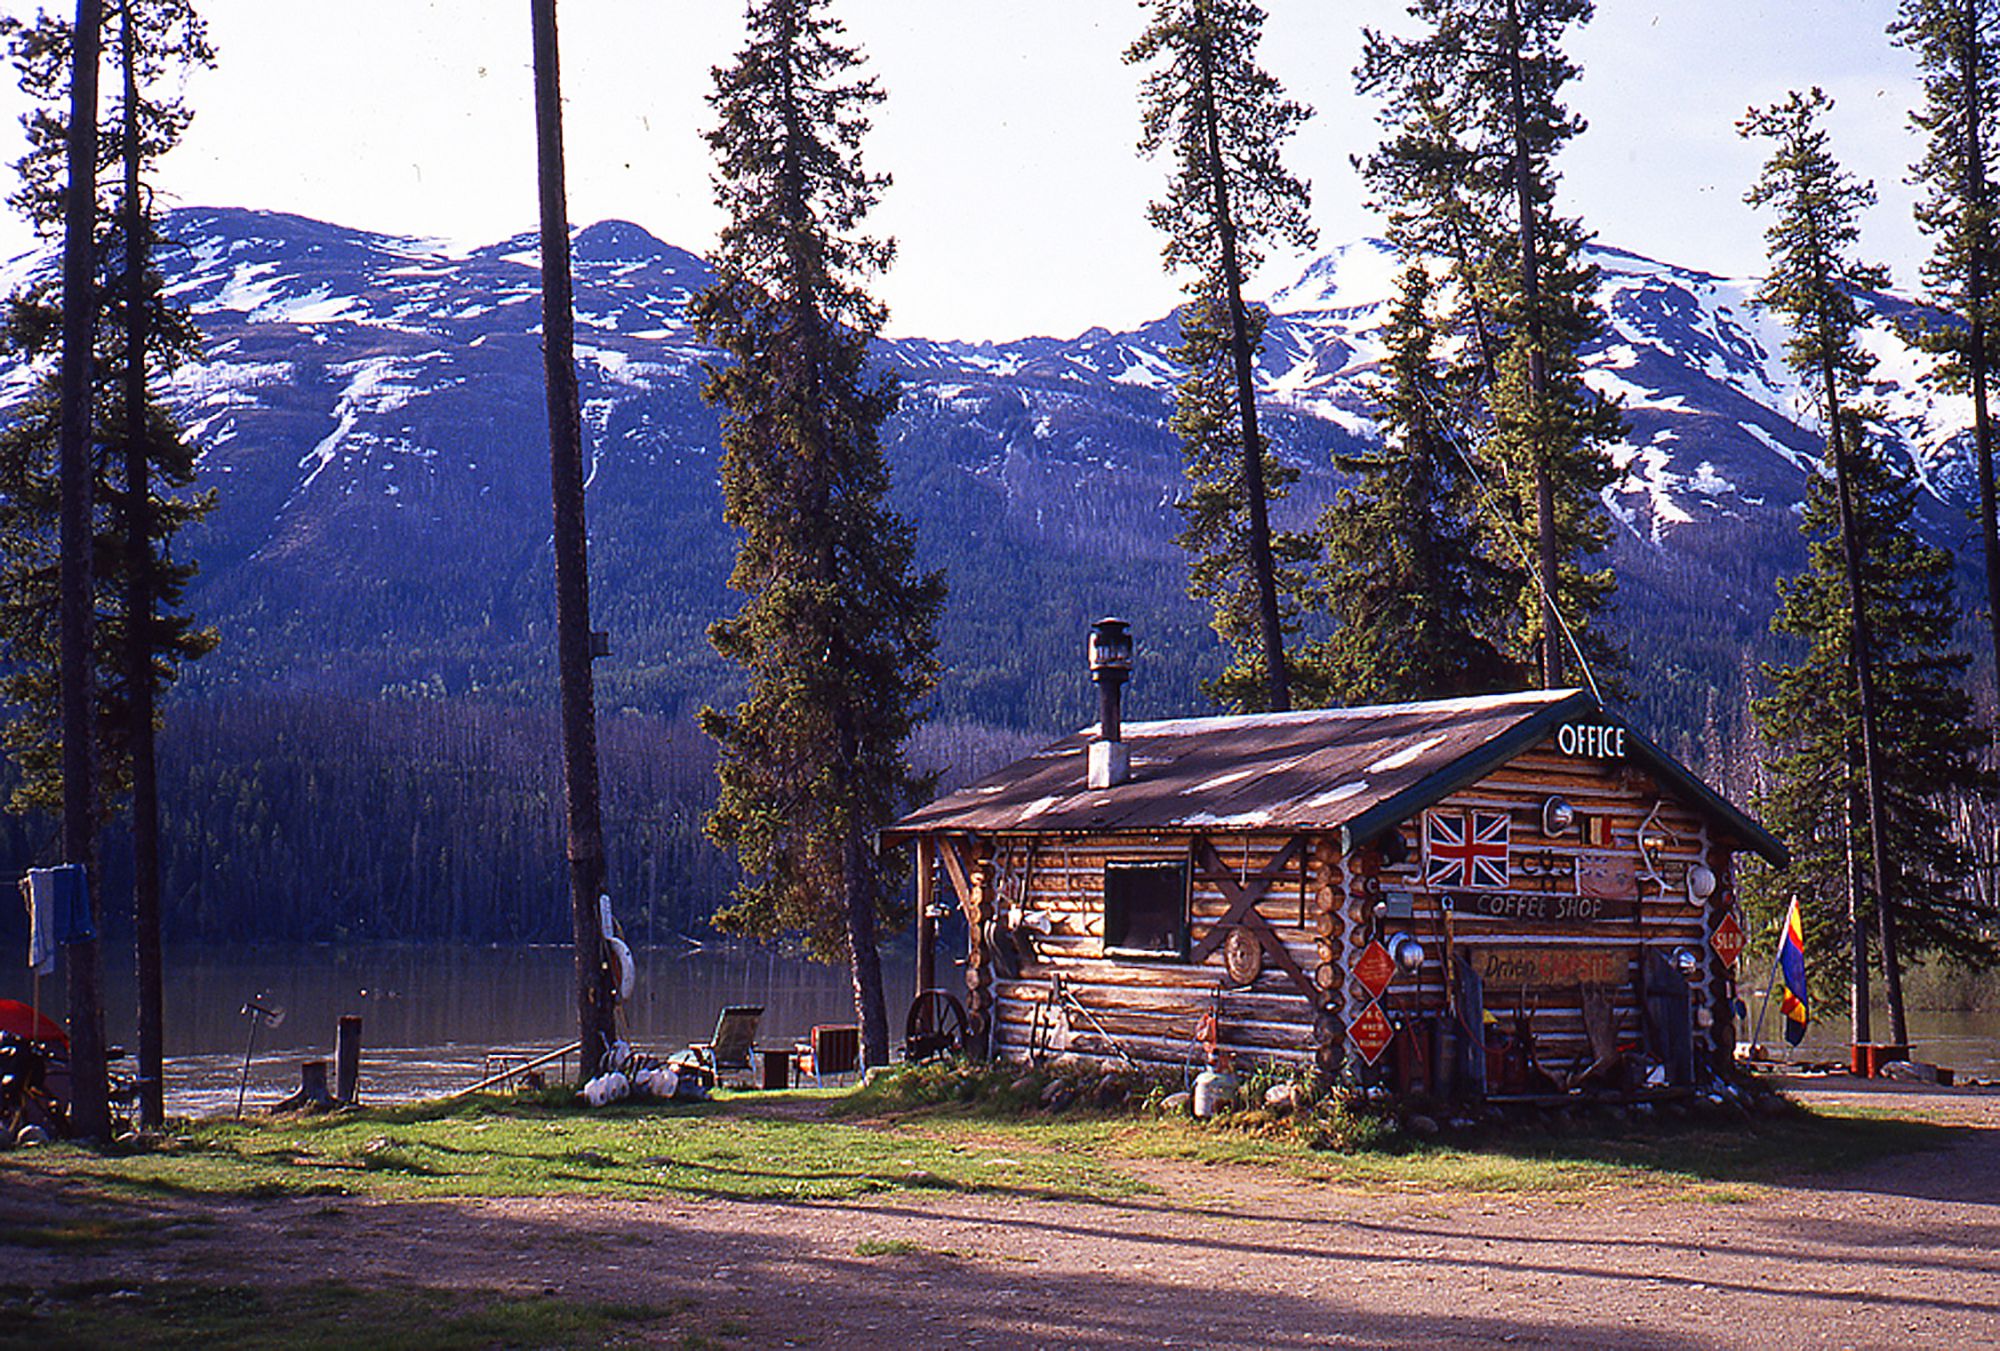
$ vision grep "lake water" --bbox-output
[9,944,2000,1116]
[1759,1009,2000,1081]
[2,943,912,1117]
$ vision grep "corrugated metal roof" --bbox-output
[886,688,1788,865]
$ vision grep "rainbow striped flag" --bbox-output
[1777,898,1810,1047]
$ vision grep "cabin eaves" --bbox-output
[887,688,1787,867]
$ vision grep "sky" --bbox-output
[0,0,1929,342]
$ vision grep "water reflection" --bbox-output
[1761,1009,2000,1081]
[2,943,914,1117]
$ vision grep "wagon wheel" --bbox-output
[904,989,967,1062]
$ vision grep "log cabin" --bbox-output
[883,621,1787,1103]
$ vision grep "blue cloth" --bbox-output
[32,865,92,945]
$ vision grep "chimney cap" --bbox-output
[1088,617,1133,679]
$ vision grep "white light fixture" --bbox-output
[1672,946,1702,981]
[1541,796,1575,836]
[1685,863,1717,903]
[1389,932,1426,976]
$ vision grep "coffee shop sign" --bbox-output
[1557,722,1626,760]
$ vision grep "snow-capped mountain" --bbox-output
[0,207,1982,753]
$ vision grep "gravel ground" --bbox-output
[5,1078,1999,1348]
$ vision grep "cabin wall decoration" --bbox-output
[884,645,1787,1104]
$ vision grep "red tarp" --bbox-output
[0,998,69,1048]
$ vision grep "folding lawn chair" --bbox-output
[675,1005,764,1088]
[796,1024,861,1088]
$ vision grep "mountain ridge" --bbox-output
[0,205,1987,773]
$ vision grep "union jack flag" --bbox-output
[1425,809,1510,890]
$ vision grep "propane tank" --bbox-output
[1192,1066,1238,1119]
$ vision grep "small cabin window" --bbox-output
[1103,860,1189,960]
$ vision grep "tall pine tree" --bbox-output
[690,0,944,1067]
[1739,87,1984,1044]
[1315,263,1519,701]
[1168,295,1318,708]
[1127,0,1315,712]
[1356,0,1622,690]
[1752,445,1995,1017]
[2,0,216,1127]
[1893,0,2000,704]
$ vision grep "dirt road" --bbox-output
[7,1080,2000,1348]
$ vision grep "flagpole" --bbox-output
[1747,928,1787,1052]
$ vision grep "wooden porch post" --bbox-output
[1311,835,1344,1081]
[914,835,936,998]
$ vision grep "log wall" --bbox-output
[939,733,1750,1094]
[982,833,1324,1073]
[1371,748,1733,1086]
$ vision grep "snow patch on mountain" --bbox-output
[3,206,1988,626]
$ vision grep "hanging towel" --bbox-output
[22,873,53,974]
[30,865,92,945]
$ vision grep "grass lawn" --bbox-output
[0,1087,1152,1207]
[0,1073,1960,1208]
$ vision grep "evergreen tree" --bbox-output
[1355,0,1622,690]
[1740,87,1957,1043]
[1893,0,2000,702]
[1315,263,1519,701]
[1127,0,1315,712]
[2,0,215,1126]
[1168,294,1318,709]
[690,0,944,1067]
[1752,446,1996,1013]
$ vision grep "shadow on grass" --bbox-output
[64,1171,355,1203]
[2,1092,1139,1208]
[0,1213,214,1254]
[9,1083,1967,1211]
[844,1090,1967,1194]
[0,1277,693,1351]
[1433,1104,1966,1186]
[10,1112,1999,1349]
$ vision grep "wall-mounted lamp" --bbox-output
[1685,863,1717,904]
[1541,796,1575,836]
[1389,931,1426,976]
[1672,946,1702,982]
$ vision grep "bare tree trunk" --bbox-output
[845,835,890,1067]
[530,0,617,1080]
[1824,394,1906,1045]
[119,3,165,1130]
[1844,759,1872,1045]
[1194,14,1287,712]
[59,0,110,1144]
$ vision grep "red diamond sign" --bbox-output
[1352,941,1396,1000]
[1711,911,1746,968]
[1349,1001,1395,1065]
